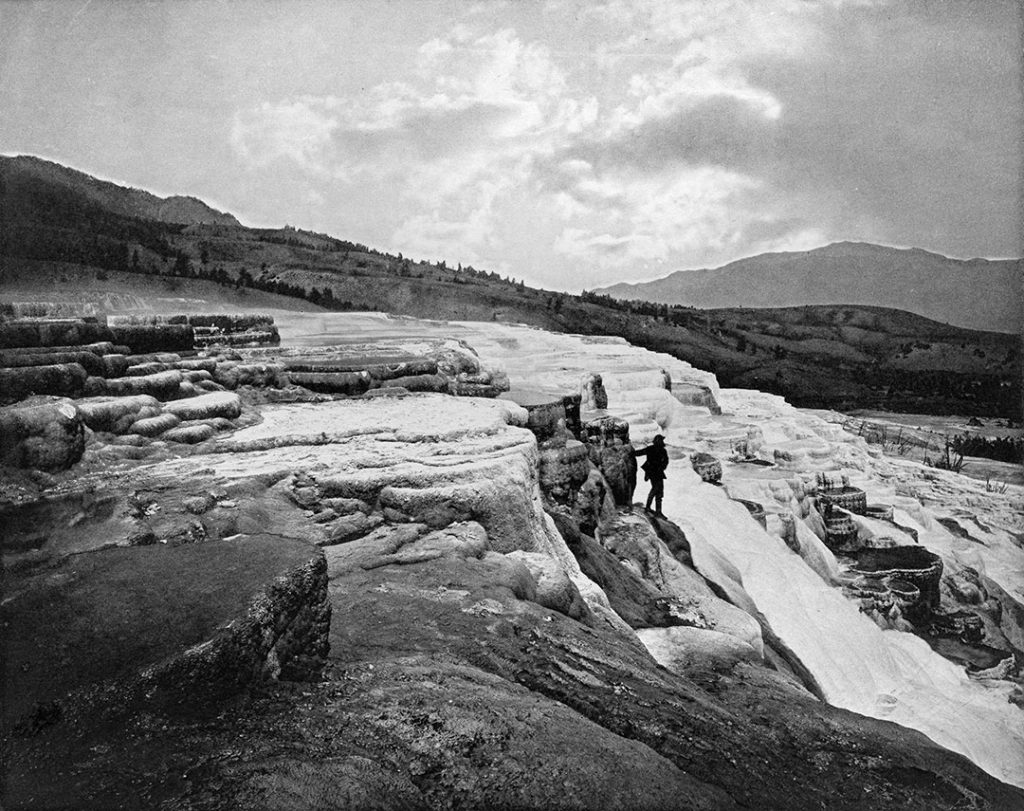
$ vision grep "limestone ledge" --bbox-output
[136,550,330,692]
[2,535,328,735]
[141,392,766,659]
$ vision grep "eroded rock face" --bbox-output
[501,389,568,442]
[584,373,609,410]
[0,318,113,350]
[583,417,637,507]
[2,534,327,731]
[539,439,590,504]
[0,397,85,470]
[0,362,89,404]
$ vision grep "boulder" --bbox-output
[129,413,182,437]
[691,451,723,484]
[215,362,287,389]
[430,343,481,377]
[111,404,161,434]
[104,370,183,400]
[125,362,171,377]
[574,469,616,537]
[174,358,217,373]
[101,354,129,378]
[0,398,85,470]
[162,423,217,444]
[378,521,489,565]
[638,626,762,673]
[284,370,371,395]
[163,392,242,422]
[323,512,385,545]
[505,550,588,620]
[82,376,108,397]
[0,363,88,404]
[75,395,161,432]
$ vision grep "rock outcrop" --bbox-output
[0,397,85,470]
[851,545,944,613]
[691,451,723,484]
[582,416,637,507]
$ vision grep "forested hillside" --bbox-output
[2,155,1019,418]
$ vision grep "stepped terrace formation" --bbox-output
[1,310,1022,808]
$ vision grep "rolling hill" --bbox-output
[1,154,1019,417]
[595,242,1021,334]
[1,154,240,226]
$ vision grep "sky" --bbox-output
[1,0,1021,291]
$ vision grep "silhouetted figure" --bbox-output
[636,434,669,517]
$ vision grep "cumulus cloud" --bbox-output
[230,98,339,174]
[538,0,1021,277]
[230,22,601,265]
[229,0,1021,286]
[552,166,762,267]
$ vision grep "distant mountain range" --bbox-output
[595,242,1021,333]
[0,154,240,227]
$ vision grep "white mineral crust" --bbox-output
[273,312,1024,788]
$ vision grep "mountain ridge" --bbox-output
[1,154,240,227]
[595,242,1021,333]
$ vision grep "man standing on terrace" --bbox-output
[636,434,669,517]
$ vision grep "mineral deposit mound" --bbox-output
[2,311,1022,810]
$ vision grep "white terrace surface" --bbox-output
[268,311,1024,788]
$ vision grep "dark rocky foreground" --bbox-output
[4,448,1021,809]
[2,315,1022,809]
[5,501,1022,808]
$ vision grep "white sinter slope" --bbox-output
[277,312,1024,788]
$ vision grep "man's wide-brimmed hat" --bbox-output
[653,434,665,444]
